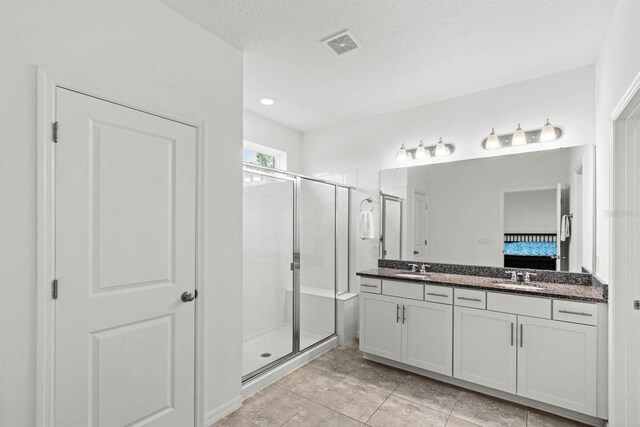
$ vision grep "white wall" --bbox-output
[243,110,303,173]
[595,0,640,283]
[504,190,557,234]
[0,1,243,425]
[302,66,596,275]
[593,1,640,425]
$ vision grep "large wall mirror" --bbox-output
[379,146,595,273]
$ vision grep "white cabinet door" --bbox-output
[402,300,452,375]
[360,293,402,361]
[454,307,517,393]
[517,316,597,416]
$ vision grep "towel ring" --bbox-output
[360,197,374,212]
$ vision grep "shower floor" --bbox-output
[242,323,330,377]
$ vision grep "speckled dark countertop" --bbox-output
[357,268,607,303]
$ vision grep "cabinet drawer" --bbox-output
[487,292,551,319]
[553,300,597,325]
[383,280,424,300]
[360,277,382,294]
[454,288,486,309]
[424,285,453,304]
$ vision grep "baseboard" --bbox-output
[364,353,606,427]
[204,395,242,427]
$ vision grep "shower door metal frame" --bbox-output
[241,168,298,382]
[241,164,350,383]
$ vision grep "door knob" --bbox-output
[181,291,197,302]
[413,250,419,254]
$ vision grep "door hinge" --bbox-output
[52,121,59,143]
[52,279,58,300]
[634,300,640,310]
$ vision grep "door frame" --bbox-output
[36,67,206,427]
[610,69,640,427]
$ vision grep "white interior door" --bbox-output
[413,192,427,261]
[54,88,197,427]
[614,94,640,426]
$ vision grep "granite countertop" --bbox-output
[357,268,606,303]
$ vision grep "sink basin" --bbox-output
[395,273,431,279]
[494,283,543,291]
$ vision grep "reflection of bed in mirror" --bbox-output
[503,233,557,271]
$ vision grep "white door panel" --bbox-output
[402,300,452,375]
[55,88,196,427]
[517,316,597,416]
[359,293,402,360]
[453,307,517,394]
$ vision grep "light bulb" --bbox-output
[540,118,556,142]
[415,140,429,159]
[396,144,409,161]
[512,123,527,146]
[485,128,501,150]
[434,138,450,156]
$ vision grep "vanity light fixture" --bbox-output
[415,140,429,159]
[396,144,409,161]
[395,139,455,161]
[512,123,527,146]
[259,97,275,106]
[434,137,450,157]
[482,120,563,150]
[540,118,557,142]
[485,128,501,150]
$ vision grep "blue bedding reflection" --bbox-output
[504,241,557,257]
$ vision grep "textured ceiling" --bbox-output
[158,0,617,132]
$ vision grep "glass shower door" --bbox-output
[242,171,295,378]
[299,179,336,350]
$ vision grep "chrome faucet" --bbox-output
[505,271,522,283]
[408,264,431,274]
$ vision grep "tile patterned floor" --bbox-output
[214,341,589,427]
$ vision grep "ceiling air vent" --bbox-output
[323,31,361,57]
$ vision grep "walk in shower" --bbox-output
[242,164,350,380]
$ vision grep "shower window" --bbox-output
[243,140,287,170]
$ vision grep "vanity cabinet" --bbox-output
[453,307,517,393]
[517,316,597,416]
[360,292,453,375]
[359,278,603,418]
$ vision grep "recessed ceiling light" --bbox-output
[259,97,275,106]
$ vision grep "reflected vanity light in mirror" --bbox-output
[396,139,455,161]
